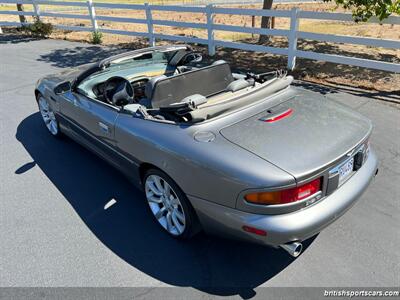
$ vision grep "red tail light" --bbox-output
[245,178,322,205]
[281,177,321,203]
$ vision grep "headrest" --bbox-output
[225,78,253,92]
[180,94,207,108]
[212,60,227,66]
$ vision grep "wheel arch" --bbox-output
[138,162,202,227]
[139,162,203,236]
[138,162,165,185]
[139,163,188,193]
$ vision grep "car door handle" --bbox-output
[98,122,109,133]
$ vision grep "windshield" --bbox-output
[109,50,175,67]
[82,50,177,83]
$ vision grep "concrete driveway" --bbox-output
[1,35,399,297]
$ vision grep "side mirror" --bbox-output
[54,81,71,95]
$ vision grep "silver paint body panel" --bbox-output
[35,46,378,247]
[188,149,378,247]
[220,91,372,181]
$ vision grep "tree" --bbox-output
[16,3,27,25]
[258,0,273,44]
[258,0,400,43]
[327,0,400,22]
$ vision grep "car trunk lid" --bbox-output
[220,93,372,181]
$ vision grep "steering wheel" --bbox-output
[103,76,134,106]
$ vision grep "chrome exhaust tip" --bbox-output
[280,242,303,257]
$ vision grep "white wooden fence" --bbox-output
[1,0,399,72]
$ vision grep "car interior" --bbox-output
[76,48,289,123]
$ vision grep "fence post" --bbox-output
[32,0,41,20]
[145,3,155,47]
[287,7,299,70]
[206,4,215,56]
[87,0,98,32]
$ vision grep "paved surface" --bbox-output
[1,37,399,297]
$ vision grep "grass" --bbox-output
[0,4,31,11]
[300,21,362,34]
[0,0,188,9]
[0,0,184,12]
[58,0,192,2]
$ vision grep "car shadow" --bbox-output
[16,112,317,298]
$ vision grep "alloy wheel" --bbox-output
[38,96,58,135]
[145,174,186,236]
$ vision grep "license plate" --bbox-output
[338,157,354,183]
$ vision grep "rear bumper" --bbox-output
[189,149,378,247]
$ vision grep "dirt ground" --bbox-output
[2,2,399,94]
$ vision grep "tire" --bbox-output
[144,168,200,239]
[37,95,62,137]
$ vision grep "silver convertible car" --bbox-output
[35,45,378,257]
